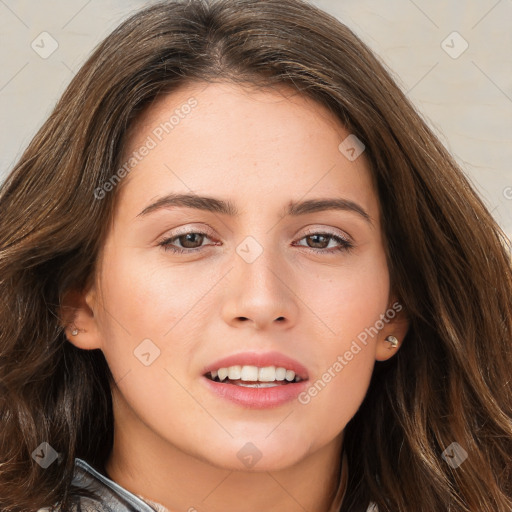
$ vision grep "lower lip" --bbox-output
[201,377,309,409]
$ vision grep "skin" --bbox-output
[63,81,409,512]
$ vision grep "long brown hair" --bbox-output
[1,1,511,510]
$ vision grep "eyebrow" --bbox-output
[137,193,372,224]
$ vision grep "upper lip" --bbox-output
[203,351,309,380]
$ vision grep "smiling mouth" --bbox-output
[205,365,305,387]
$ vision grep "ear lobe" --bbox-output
[59,285,103,351]
[375,300,409,362]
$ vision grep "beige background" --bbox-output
[1,0,511,239]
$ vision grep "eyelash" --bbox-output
[158,228,354,255]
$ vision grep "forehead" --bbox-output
[114,81,377,222]
[127,80,344,141]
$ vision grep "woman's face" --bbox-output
[70,81,405,471]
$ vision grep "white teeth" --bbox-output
[209,365,302,383]
[275,367,287,381]
[240,365,259,381]
[285,370,296,382]
[258,366,276,382]
[227,365,241,380]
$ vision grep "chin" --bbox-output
[194,434,312,472]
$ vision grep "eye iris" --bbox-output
[307,234,329,248]
[179,233,204,249]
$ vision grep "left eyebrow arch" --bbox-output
[136,193,372,225]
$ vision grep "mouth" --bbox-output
[205,365,305,387]
[201,352,309,408]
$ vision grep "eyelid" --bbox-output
[300,226,353,242]
[157,223,217,241]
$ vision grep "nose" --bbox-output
[220,244,299,331]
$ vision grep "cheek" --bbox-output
[292,300,381,452]
[93,250,207,439]
[290,351,374,456]
[299,244,390,347]
[290,248,388,441]
[98,244,198,331]
[102,247,222,324]
[94,245,224,382]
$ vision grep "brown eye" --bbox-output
[176,233,206,249]
[294,232,354,254]
[305,234,330,249]
[159,231,215,254]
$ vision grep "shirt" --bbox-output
[38,450,378,512]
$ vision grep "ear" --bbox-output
[59,282,103,351]
[375,298,409,362]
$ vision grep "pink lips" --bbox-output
[201,351,309,409]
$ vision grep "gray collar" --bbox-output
[72,458,158,511]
